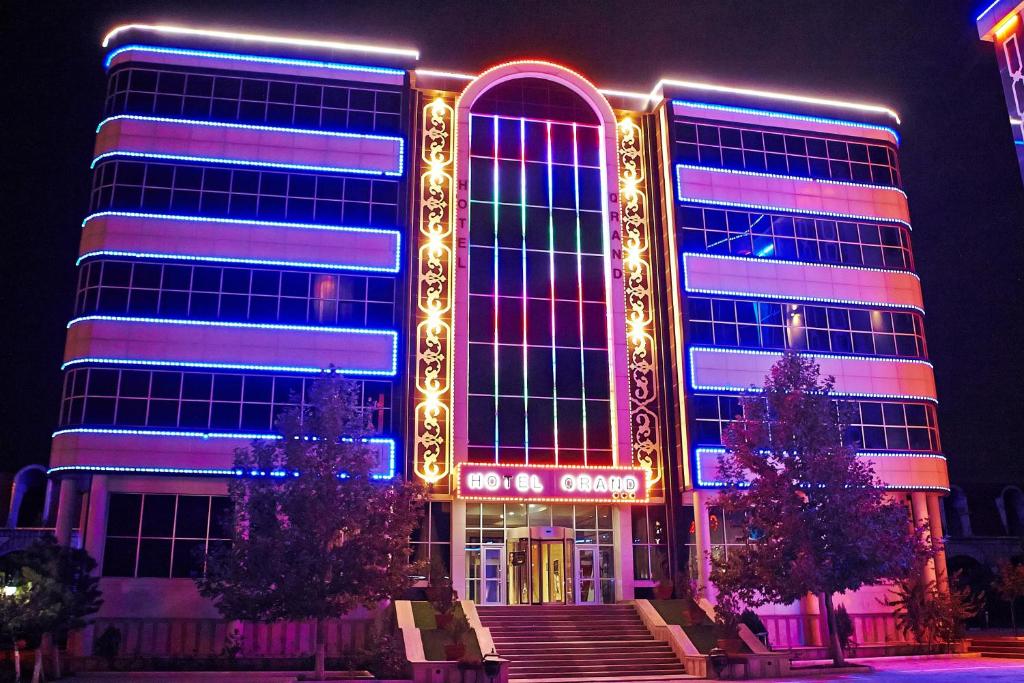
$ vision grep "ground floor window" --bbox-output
[410,501,451,579]
[631,505,669,581]
[102,493,230,578]
[680,503,747,581]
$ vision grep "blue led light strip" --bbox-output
[672,100,900,143]
[687,346,937,403]
[677,196,913,231]
[97,115,405,146]
[92,149,403,178]
[60,357,395,377]
[685,251,919,280]
[66,316,398,375]
[48,435,395,480]
[104,44,406,76]
[682,254,924,313]
[676,164,908,198]
[693,446,948,490]
[77,249,400,274]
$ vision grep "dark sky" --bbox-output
[4,1,1022,484]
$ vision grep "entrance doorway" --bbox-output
[575,546,599,604]
[507,526,579,605]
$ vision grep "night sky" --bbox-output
[4,1,1022,484]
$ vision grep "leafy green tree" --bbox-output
[197,376,426,680]
[993,560,1024,634]
[0,536,103,682]
[709,353,926,667]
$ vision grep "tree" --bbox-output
[196,375,426,680]
[709,353,926,667]
[0,536,103,682]
[993,560,1024,634]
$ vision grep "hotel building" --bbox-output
[977,0,1024,183]
[47,23,949,658]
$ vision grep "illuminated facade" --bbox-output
[48,23,948,654]
[977,0,1024,183]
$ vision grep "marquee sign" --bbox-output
[455,463,649,503]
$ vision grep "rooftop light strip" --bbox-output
[677,196,913,231]
[683,251,920,281]
[671,100,900,143]
[96,116,406,146]
[76,249,400,274]
[91,149,403,177]
[101,24,420,60]
[694,446,947,461]
[976,0,1005,21]
[104,44,406,75]
[60,357,396,377]
[676,164,908,199]
[655,79,901,125]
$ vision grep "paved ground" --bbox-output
[56,657,1024,681]
[764,656,1024,681]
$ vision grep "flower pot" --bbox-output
[444,642,467,661]
[716,637,745,653]
[654,583,674,600]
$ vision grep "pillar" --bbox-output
[691,489,716,603]
[800,593,825,647]
[612,505,635,601]
[926,493,949,593]
[910,491,937,586]
[82,476,109,568]
[53,478,78,546]
[450,499,467,599]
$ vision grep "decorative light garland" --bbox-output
[617,116,665,489]
[676,196,913,231]
[412,96,455,484]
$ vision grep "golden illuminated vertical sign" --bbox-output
[413,97,456,484]
[617,116,664,489]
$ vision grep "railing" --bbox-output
[0,527,81,555]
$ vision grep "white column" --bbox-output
[613,505,635,601]
[53,478,78,546]
[82,476,109,569]
[691,489,716,603]
[910,491,937,587]
[926,493,948,593]
[78,475,109,657]
[450,499,467,600]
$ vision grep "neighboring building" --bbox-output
[977,0,1024,183]
[47,23,948,656]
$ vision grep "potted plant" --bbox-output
[674,571,709,623]
[425,556,457,629]
[652,551,674,600]
[444,612,471,661]
[714,592,745,653]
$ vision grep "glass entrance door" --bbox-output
[575,546,599,604]
[480,545,504,605]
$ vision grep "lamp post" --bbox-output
[482,649,502,682]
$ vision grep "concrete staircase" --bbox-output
[477,604,692,682]
[968,635,1024,658]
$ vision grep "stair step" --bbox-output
[510,665,687,677]
[510,677,694,683]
